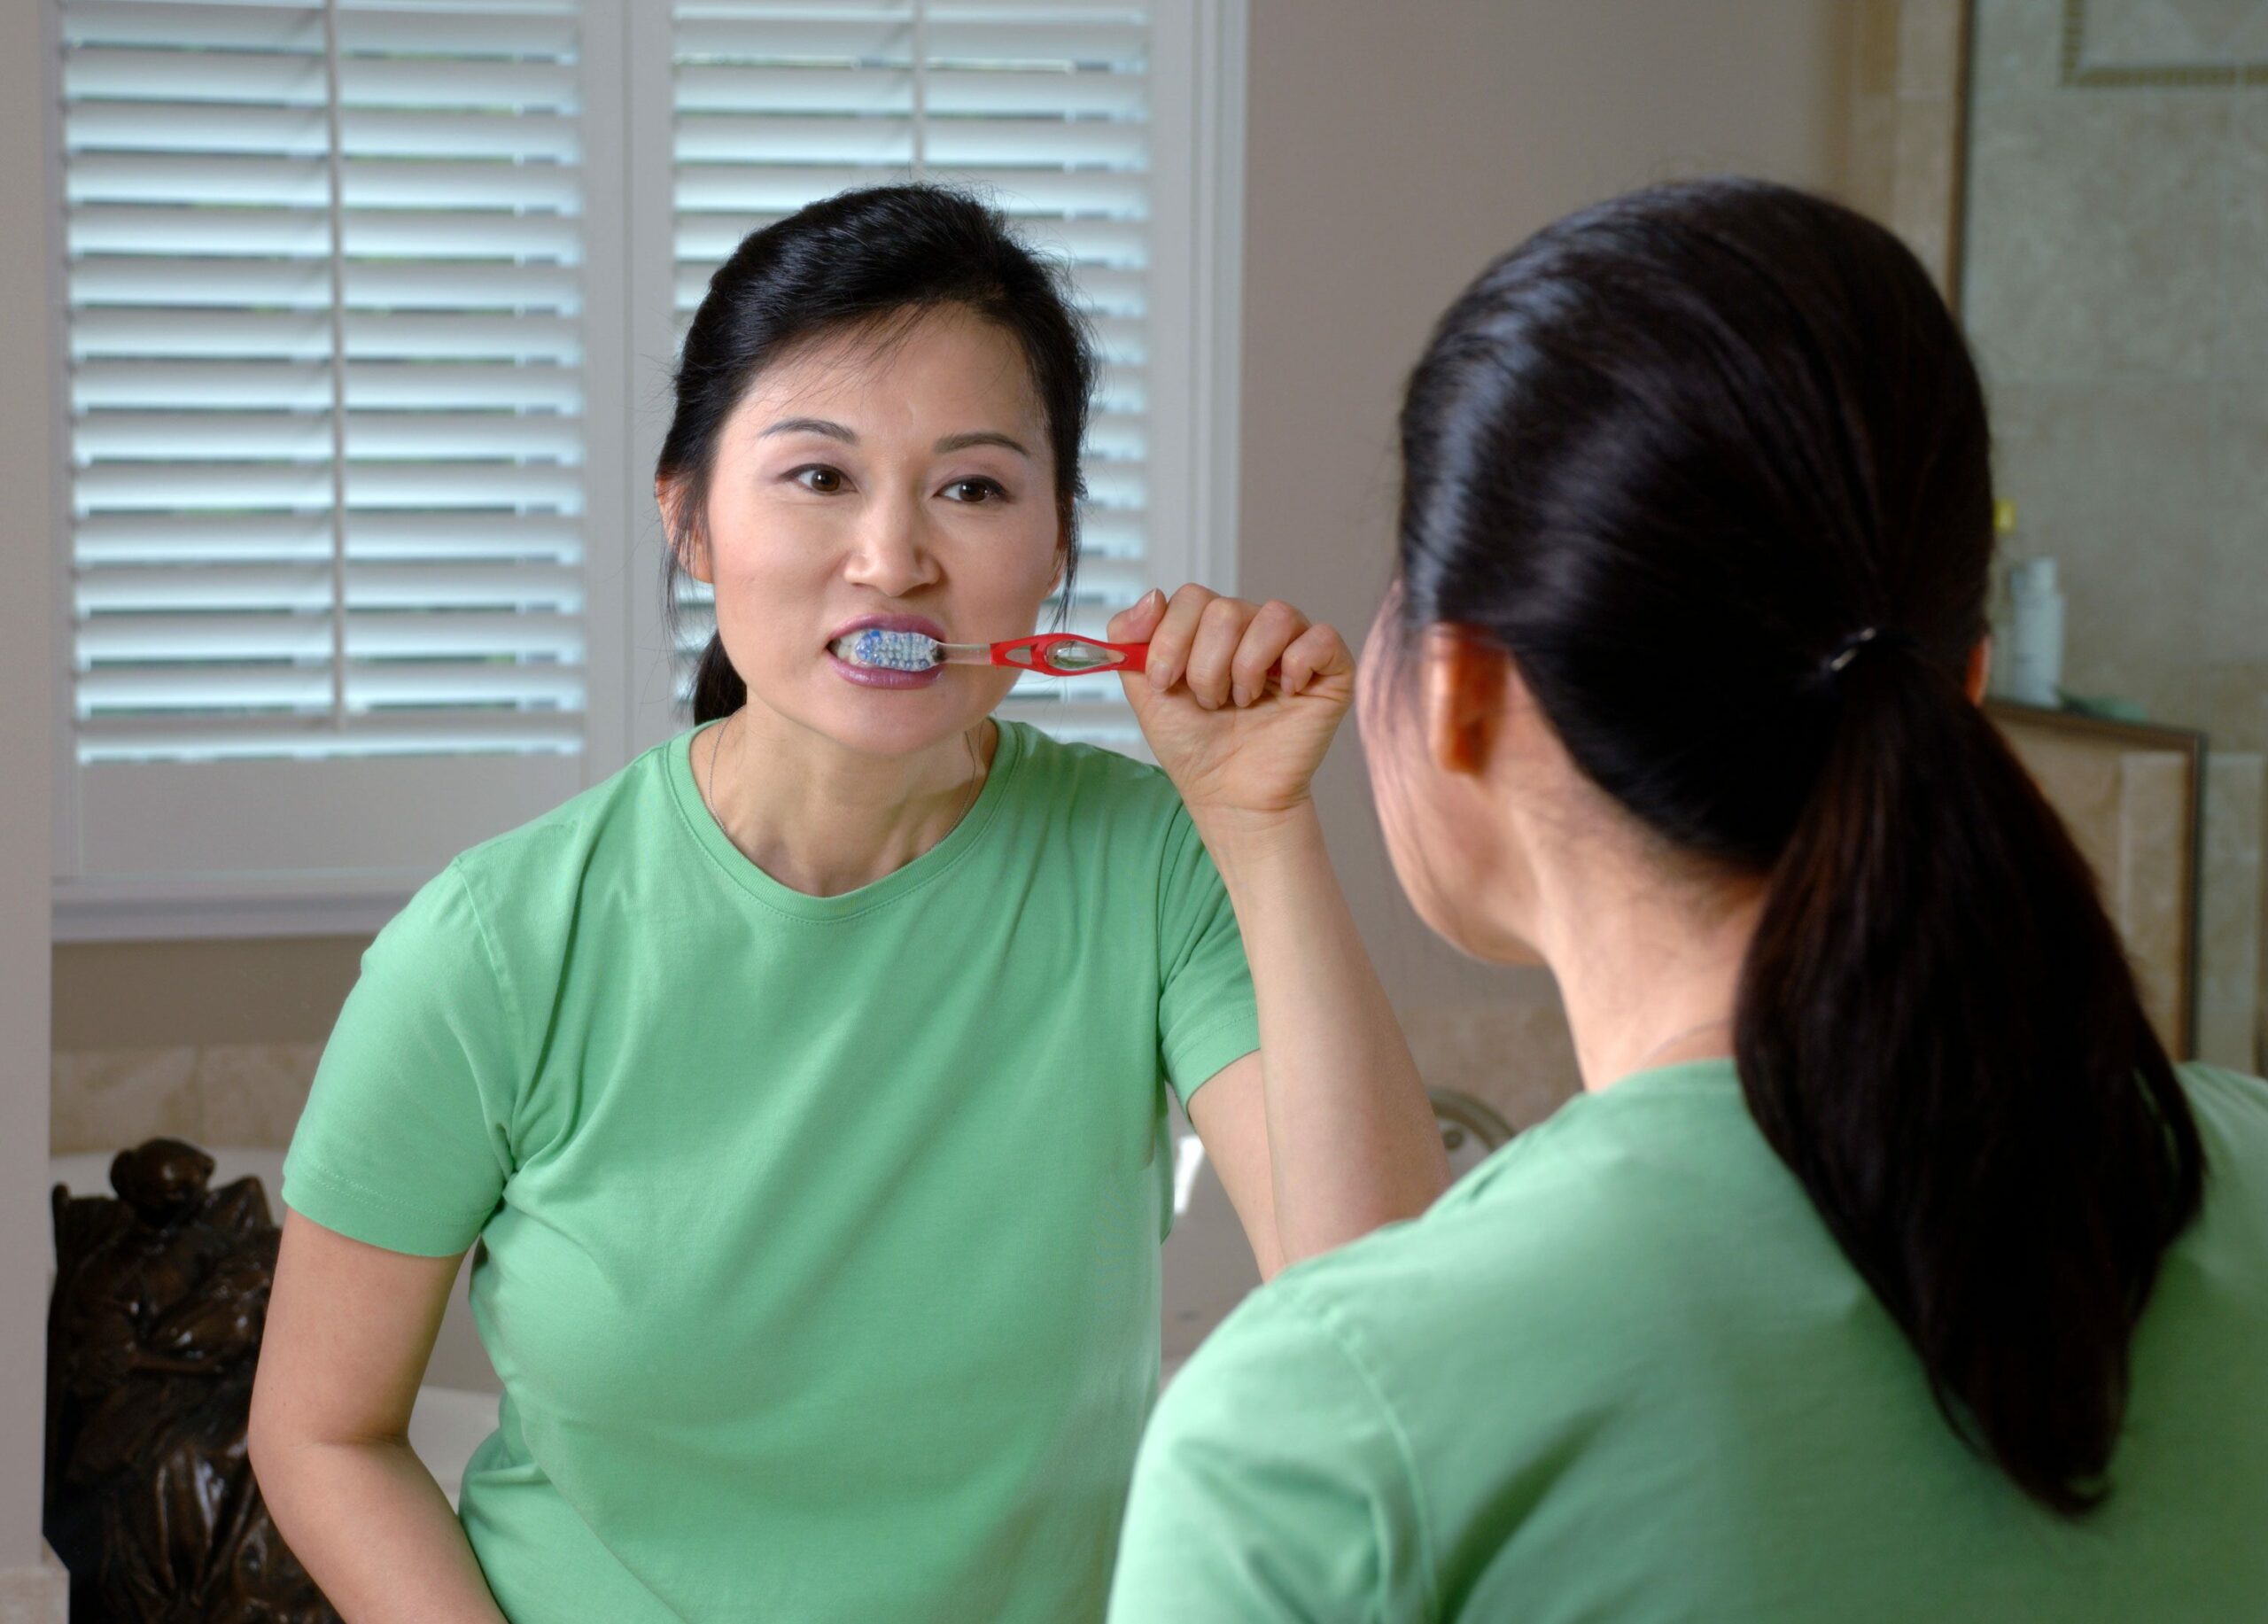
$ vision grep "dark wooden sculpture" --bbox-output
[45,1138,338,1623]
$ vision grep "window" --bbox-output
[47,0,1244,938]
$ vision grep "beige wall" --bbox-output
[2,0,59,1593]
[1234,0,1853,1095]
[51,3,1858,1138]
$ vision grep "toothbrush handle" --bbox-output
[989,633,1149,677]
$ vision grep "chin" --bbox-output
[803,679,1007,760]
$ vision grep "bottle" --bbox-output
[2006,556,2064,708]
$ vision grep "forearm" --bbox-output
[254,1434,507,1623]
[1200,802,1449,1264]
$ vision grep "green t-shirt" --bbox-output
[282,719,1260,1623]
[1111,1060,2268,1621]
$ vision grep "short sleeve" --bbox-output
[1108,1283,1432,1621]
[281,860,522,1256]
[1155,806,1260,1107]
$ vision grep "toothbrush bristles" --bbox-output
[834,627,944,672]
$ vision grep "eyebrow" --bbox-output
[759,417,1032,460]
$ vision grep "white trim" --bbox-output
[623,0,682,759]
[46,0,1252,941]
[44,0,82,897]
[1196,0,1247,597]
[53,874,416,944]
[1141,0,1246,598]
[579,0,634,774]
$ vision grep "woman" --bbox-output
[1110,179,2268,1620]
[247,185,1447,1622]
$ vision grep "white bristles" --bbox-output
[831,627,944,671]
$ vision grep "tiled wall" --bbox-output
[1966,0,2268,747]
[51,1044,321,1158]
[1963,0,2268,1067]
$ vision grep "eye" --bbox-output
[790,465,847,494]
[942,477,1008,504]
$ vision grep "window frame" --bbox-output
[46,0,1247,943]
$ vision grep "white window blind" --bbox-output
[60,0,590,767]
[47,0,1239,934]
[670,0,1160,751]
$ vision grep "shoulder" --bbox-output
[2179,1061,2268,1127]
[369,736,681,993]
[999,721,1184,828]
[1132,1272,1438,1614]
[1253,1070,1808,1395]
[447,734,680,902]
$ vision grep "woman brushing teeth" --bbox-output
[253,183,1445,1624]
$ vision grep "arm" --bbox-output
[1107,1284,1428,1620]
[249,1209,508,1624]
[1117,587,1449,1272]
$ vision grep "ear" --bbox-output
[1965,636,1992,705]
[1047,531,1069,598]
[1422,626,1512,778]
[657,476,711,585]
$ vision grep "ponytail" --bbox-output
[1394,177,2211,1518]
[690,633,745,726]
[1736,641,2204,1514]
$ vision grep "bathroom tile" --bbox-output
[1846,92,1901,224]
[50,1045,199,1157]
[2198,751,2264,1069]
[1972,0,2081,97]
[2083,0,2221,66]
[1962,90,2230,382]
[1398,992,1584,1136]
[1855,0,1903,99]
[2002,726,2127,897]
[194,1042,322,1148]
[1892,97,1961,292]
[1899,0,1970,97]
[2157,0,2265,58]
[2227,96,2268,374]
[2206,380,2268,664]
[2117,750,2195,1051]
[2227,0,2268,57]
[2203,661,2268,754]
[1986,378,2215,725]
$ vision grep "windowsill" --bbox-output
[51,874,419,944]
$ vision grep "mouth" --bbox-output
[826,612,950,690]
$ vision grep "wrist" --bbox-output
[1188,798,1327,884]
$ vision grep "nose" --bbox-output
[842,493,941,599]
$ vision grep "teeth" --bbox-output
[832,627,943,672]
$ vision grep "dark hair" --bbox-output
[1393,178,2204,1515]
[657,184,1097,723]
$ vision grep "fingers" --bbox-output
[1107,587,1167,646]
[1190,595,1270,709]
[1231,600,1309,706]
[1142,583,1219,695]
[1277,622,1351,697]
[1140,586,1347,708]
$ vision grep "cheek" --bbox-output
[1360,690,1495,959]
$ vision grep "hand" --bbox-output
[1109,586,1355,832]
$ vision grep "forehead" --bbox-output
[732,305,1045,439]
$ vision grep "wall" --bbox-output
[1962,0,2268,1067]
[51,2,1858,1146]
[1234,0,1852,1120]
[1,0,67,1605]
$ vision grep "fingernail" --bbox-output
[1231,685,1250,708]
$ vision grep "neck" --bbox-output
[695,704,996,897]
[1522,830,1765,1093]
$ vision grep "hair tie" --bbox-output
[1824,626,1879,675]
[1821,626,1921,680]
